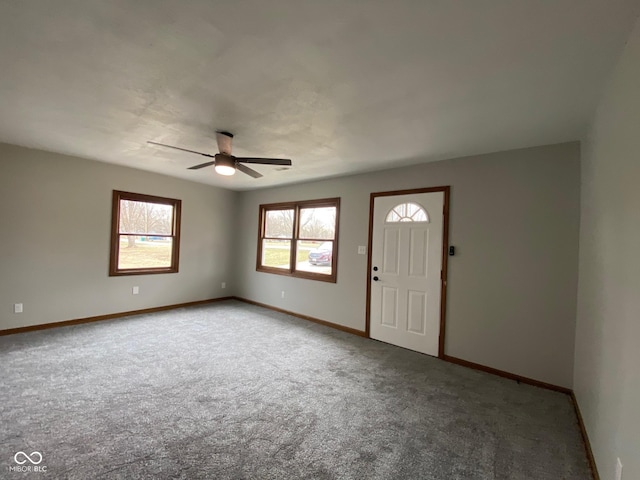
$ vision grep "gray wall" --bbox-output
[0,143,237,330]
[575,15,640,480]
[235,142,580,388]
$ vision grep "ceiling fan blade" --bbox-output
[236,157,292,166]
[216,131,233,155]
[236,163,263,178]
[188,161,216,170]
[148,141,215,158]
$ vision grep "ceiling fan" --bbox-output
[147,132,292,178]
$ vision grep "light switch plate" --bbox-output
[132,286,139,295]
[357,246,367,255]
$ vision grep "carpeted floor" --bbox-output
[1,300,590,479]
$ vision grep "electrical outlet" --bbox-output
[14,303,23,314]
[616,458,623,480]
[132,286,139,295]
[281,291,285,299]
[357,246,367,255]
[221,282,226,289]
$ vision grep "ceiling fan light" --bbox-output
[214,155,236,176]
[215,164,236,176]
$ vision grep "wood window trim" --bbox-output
[256,198,340,283]
[109,190,182,276]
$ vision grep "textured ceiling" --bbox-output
[1,1,639,190]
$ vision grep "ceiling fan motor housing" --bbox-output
[215,153,236,169]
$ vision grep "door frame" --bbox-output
[365,186,451,358]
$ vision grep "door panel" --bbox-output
[407,290,427,334]
[370,192,444,357]
[409,228,429,277]
[382,228,400,275]
[381,286,398,327]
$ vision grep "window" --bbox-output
[257,198,340,283]
[385,202,429,223]
[109,190,181,276]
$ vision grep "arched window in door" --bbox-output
[385,202,429,223]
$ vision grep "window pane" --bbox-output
[264,209,294,238]
[118,235,173,269]
[261,239,291,269]
[299,207,336,240]
[386,202,428,223]
[119,200,173,235]
[296,240,332,275]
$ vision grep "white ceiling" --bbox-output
[1,1,639,190]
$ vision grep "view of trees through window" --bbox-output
[258,199,340,282]
[118,200,173,269]
[263,207,336,239]
[110,191,181,275]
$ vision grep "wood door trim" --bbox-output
[439,187,450,356]
[365,186,451,358]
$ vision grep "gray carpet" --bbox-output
[1,300,590,479]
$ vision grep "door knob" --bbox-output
[373,266,378,271]
[373,276,379,281]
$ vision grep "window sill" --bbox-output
[256,266,337,283]
[109,268,179,277]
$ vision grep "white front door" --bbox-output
[369,192,444,356]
